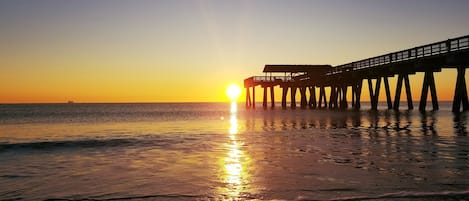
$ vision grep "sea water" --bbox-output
[1,102,469,200]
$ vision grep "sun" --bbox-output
[226,84,241,101]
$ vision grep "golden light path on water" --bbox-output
[219,101,251,199]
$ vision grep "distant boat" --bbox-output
[67,100,75,104]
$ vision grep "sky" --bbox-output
[1,0,469,103]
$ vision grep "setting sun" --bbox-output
[226,84,241,101]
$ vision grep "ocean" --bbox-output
[1,102,469,201]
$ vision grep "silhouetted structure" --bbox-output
[244,35,469,112]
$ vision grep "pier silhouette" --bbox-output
[244,35,469,112]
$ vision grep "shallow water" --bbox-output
[1,102,469,200]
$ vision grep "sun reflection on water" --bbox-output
[229,116,238,135]
[230,101,237,114]
[219,102,251,199]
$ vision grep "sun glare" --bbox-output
[226,84,241,101]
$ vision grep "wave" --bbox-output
[43,193,202,201]
[299,190,469,201]
[41,192,263,201]
[0,137,181,152]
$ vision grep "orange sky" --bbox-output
[1,1,469,103]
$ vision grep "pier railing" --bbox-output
[245,76,293,83]
[328,35,469,75]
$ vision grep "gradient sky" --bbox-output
[1,0,469,103]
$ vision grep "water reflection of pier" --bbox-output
[244,35,469,112]
[243,110,469,184]
[243,110,467,136]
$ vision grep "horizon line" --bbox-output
[0,100,458,105]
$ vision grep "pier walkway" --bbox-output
[244,35,469,112]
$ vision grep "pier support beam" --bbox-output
[419,71,439,111]
[252,86,256,109]
[300,87,307,109]
[263,86,268,109]
[383,77,393,109]
[339,85,348,110]
[281,87,288,109]
[334,86,339,109]
[270,86,275,109]
[291,87,297,109]
[452,67,469,112]
[245,87,251,108]
[309,86,317,109]
[394,74,414,110]
[329,86,338,109]
[352,80,363,110]
[318,86,327,108]
[404,74,413,110]
[368,78,381,110]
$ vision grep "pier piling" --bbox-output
[291,87,297,109]
[452,67,469,112]
[394,74,413,110]
[282,87,288,109]
[419,71,439,111]
[383,77,392,109]
[270,86,275,108]
[300,87,307,109]
[309,86,317,109]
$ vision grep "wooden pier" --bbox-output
[244,35,469,112]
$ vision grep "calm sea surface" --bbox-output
[1,102,469,201]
